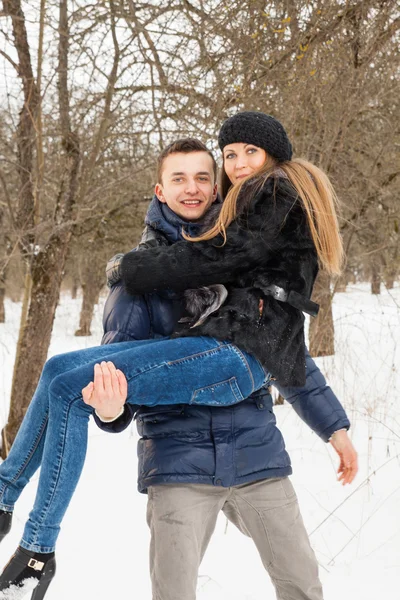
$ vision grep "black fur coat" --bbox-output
[120,177,319,386]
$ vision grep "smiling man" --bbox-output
[155,145,218,221]
[97,138,355,600]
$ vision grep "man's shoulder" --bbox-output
[138,225,171,249]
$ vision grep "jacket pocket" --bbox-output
[280,476,296,500]
[191,377,243,406]
[135,406,185,424]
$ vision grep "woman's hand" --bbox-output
[82,361,128,420]
[329,429,358,485]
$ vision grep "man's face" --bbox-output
[155,151,217,222]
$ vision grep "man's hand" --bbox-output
[82,361,128,420]
[329,429,358,485]
[106,253,124,288]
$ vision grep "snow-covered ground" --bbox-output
[0,283,399,599]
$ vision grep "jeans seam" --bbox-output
[0,413,48,504]
[190,377,242,405]
[232,409,236,481]
[20,539,56,553]
[166,345,223,367]
[30,395,81,546]
[123,346,225,388]
[229,378,244,403]
[228,345,255,393]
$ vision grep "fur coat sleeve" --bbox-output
[120,178,313,296]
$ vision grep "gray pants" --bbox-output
[147,478,323,600]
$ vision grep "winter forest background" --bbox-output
[0,1,399,598]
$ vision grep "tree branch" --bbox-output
[0,48,19,74]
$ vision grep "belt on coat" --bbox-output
[263,284,319,317]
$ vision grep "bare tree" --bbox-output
[1,0,81,455]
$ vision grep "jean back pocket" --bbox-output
[191,377,243,406]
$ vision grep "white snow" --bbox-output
[0,577,38,600]
[0,283,399,599]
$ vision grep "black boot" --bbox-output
[0,510,12,543]
[0,547,56,600]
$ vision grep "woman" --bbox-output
[0,111,344,599]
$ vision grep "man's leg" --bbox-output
[147,484,227,600]
[222,478,323,600]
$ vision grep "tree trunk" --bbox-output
[385,276,394,290]
[371,262,381,295]
[1,0,80,457]
[3,239,71,455]
[384,265,397,290]
[1,0,40,456]
[2,136,80,456]
[0,183,8,323]
[309,270,335,357]
[71,277,79,299]
[75,275,102,336]
[335,270,350,293]
[0,287,5,323]
[3,164,80,457]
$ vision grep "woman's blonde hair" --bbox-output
[183,153,343,275]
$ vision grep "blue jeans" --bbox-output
[0,336,269,552]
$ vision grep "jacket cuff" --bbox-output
[327,427,348,442]
[92,404,136,433]
[95,406,125,423]
[320,419,351,443]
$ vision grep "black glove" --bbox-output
[106,253,124,288]
[179,284,228,328]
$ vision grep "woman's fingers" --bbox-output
[106,362,121,397]
[117,369,128,401]
[100,361,113,397]
[82,381,94,404]
[94,363,105,395]
[82,362,127,417]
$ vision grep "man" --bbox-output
[87,139,357,600]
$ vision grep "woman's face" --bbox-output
[223,143,267,185]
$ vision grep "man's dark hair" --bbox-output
[157,138,217,184]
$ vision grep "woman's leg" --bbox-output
[121,336,269,407]
[19,336,268,552]
[0,340,157,513]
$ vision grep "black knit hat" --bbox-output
[218,111,292,162]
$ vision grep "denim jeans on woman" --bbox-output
[0,336,269,552]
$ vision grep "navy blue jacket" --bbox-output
[97,196,350,493]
